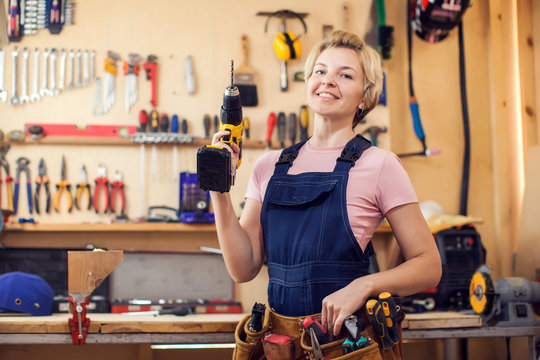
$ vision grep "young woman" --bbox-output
[210,30,441,358]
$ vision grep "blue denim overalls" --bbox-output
[261,135,375,316]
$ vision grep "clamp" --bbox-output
[14,157,33,215]
[93,164,109,213]
[68,294,91,345]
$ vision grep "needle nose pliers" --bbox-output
[0,145,13,212]
[54,155,73,213]
[75,165,92,210]
[14,157,33,215]
[94,164,109,214]
[35,158,51,214]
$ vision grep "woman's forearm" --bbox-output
[210,192,263,282]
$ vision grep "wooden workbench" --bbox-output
[0,312,538,359]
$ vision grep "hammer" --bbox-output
[362,126,387,146]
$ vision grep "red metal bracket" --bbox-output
[68,295,91,345]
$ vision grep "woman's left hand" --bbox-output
[320,279,369,339]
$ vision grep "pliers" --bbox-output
[309,328,329,360]
[14,157,33,215]
[75,165,92,210]
[54,155,73,213]
[0,145,14,212]
[93,164,109,213]
[110,170,126,218]
[34,158,51,214]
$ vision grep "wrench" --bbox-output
[0,48,7,102]
[30,48,41,102]
[19,47,30,104]
[67,49,75,89]
[83,50,89,86]
[58,49,66,90]
[90,50,96,82]
[10,47,20,105]
[93,77,104,115]
[49,48,59,95]
[75,49,82,87]
[39,48,50,97]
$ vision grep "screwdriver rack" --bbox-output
[130,132,196,144]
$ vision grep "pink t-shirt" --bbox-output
[245,142,418,251]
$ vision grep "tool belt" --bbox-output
[233,305,402,360]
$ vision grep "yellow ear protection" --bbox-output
[261,9,308,61]
[273,31,302,61]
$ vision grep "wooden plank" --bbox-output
[68,250,124,294]
[0,313,244,334]
[402,312,482,330]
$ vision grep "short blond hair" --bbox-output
[304,30,383,129]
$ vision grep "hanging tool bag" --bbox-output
[233,304,403,360]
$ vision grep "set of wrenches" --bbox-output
[0,46,95,105]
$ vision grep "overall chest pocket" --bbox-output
[267,181,337,207]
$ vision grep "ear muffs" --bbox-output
[272,31,302,61]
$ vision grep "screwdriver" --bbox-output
[160,113,170,133]
[243,117,250,139]
[203,114,211,138]
[378,292,400,346]
[138,110,148,132]
[277,112,286,148]
[171,114,179,181]
[149,110,159,180]
[366,298,395,349]
[266,112,277,151]
[299,105,309,141]
[288,112,297,145]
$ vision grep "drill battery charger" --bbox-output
[197,62,243,193]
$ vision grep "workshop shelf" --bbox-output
[4,222,217,232]
[14,137,269,149]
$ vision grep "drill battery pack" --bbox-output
[197,145,232,193]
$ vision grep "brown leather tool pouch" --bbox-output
[233,307,271,360]
[262,333,295,360]
[300,324,401,360]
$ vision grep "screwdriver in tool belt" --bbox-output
[378,292,400,346]
[366,298,395,349]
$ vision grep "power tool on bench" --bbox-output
[469,265,540,326]
[197,61,243,193]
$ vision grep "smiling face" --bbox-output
[306,47,365,123]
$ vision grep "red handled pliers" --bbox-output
[93,164,109,213]
[110,170,126,218]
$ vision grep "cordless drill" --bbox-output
[197,61,243,193]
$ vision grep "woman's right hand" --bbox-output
[212,130,241,175]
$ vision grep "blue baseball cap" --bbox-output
[0,272,54,316]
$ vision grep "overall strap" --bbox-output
[273,138,310,175]
[334,134,372,172]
